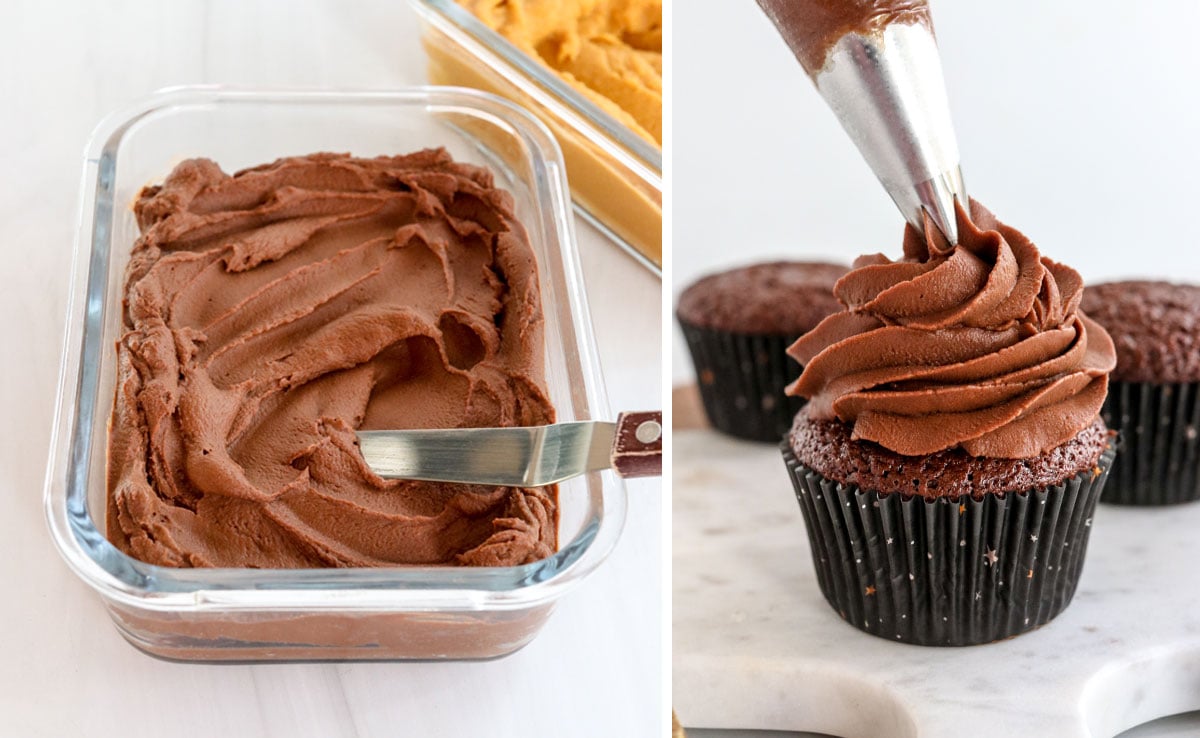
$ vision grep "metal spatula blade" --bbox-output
[356,412,662,486]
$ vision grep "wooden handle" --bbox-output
[611,411,662,478]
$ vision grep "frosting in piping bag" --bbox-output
[788,200,1115,458]
[755,0,932,77]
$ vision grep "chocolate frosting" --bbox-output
[107,150,557,568]
[787,200,1116,458]
[756,0,932,76]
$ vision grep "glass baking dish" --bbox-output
[409,0,663,274]
[44,85,627,661]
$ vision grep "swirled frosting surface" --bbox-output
[107,150,556,568]
[788,200,1115,458]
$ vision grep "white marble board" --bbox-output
[673,430,1200,738]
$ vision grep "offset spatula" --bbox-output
[356,411,662,486]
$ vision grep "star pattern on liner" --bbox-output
[1026,569,1034,579]
[886,537,894,545]
[1085,518,1093,527]
[1030,534,1038,542]
[984,549,999,566]
[1024,617,1031,626]
[975,592,982,601]
[958,503,966,515]
[864,586,876,596]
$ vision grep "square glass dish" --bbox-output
[44,86,627,661]
[409,0,663,274]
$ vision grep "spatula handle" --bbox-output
[612,411,663,478]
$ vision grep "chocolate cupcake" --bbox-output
[676,261,846,442]
[1080,281,1200,505]
[781,201,1118,646]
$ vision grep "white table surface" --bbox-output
[0,2,662,736]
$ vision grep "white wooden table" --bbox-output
[0,2,661,736]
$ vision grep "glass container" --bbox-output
[44,86,626,661]
[410,0,663,273]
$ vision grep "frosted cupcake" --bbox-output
[781,201,1117,646]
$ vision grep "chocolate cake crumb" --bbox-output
[788,412,1109,500]
[676,261,847,334]
[1081,281,1200,383]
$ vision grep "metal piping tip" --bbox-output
[911,166,966,246]
[813,22,967,244]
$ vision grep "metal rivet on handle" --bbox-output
[635,420,662,444]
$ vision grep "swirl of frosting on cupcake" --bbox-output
[787,200,1115,458]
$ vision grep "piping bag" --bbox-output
[756,0,967,244]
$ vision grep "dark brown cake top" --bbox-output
[1080,281,1200,383]
[789,413,1110,500]
[676,261,847,334]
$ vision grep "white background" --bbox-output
[673,0,1200,382]
[0,1,661,736]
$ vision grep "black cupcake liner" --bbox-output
[1101,381,1200,505]
[780,442,1116,646]
[677,318,803,442]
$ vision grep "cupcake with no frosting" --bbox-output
[781,201,1117,646]
[677,261,847,442]
[1080,281,1200,505]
